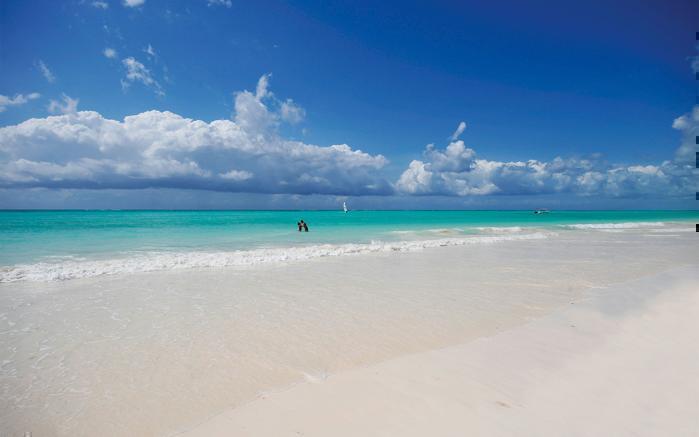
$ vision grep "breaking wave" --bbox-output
[0,232,549,283]
[561,222,666,230]
[475,226,525,233]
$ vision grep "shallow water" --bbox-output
[1,210,696,282]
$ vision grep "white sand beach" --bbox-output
[181,266,699,437]
[1,225,698,436]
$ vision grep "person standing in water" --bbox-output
[298,220,309,232]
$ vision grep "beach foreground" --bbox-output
[1,224,697,436]
[182,266,699,437]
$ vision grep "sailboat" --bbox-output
[343,201,348,213]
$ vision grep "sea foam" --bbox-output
[0,232,548,283]
[561,222,666,230]
[475,226,525,233]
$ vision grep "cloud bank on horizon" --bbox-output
[0,75,695,200]
[0,76,391,196]
[395,121,695,198]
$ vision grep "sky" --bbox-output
[0,0,697,209]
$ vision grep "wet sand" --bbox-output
[181,266,699,437]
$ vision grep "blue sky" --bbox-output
[0,0,697,209]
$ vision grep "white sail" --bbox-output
[343,201,348,213]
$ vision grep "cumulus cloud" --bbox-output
[0,93,40,112]
[396,160,433,195]
[1,75,692,200]
[232,74,309,132]
[207,0,232,7]
[449,121,466,141]
[121,57,164,96]
[92,1,109,8]
[37,60,55,83]
[0,75,390,195]
[103,47,118,59]
[123,0,144,7]
[280,99,306,124]
[233,77,277,133]
[395,120,695,199]
[671,105,699,162]
[255,73,272,99]
[399,96,698,199]
[232,74,307,131]
[47,94,79,114]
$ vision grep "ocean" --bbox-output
[1,210,697,282]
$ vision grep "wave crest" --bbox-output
[561,222,666,230]
[475,226,524,233]
[0,233,549,283]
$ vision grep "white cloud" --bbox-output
[220,169,253,181]
[234,84,276,133]
[207,0,232,7]
[449,121,466,141]
[280,99,306,124]
[121,57,164,96]
[396,160,433,195]
[103,47,118,59]
[92,1,109,8]
[1,76,692,200]
[47,94,79,115]
[395,124,695,198]
[37,60,55,83]
[234,75,306,130]
[0,93,40,112]
[0,76,390,195]
[671,105,699,162]
[123,0,144,7]
[143,44,156,59]
[255,73,272,99]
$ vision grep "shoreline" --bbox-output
[179,266,699,437]
[1,220,695,283]
[1,228,697,436]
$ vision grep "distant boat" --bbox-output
[533,209,550,214]
[343,201,348,213]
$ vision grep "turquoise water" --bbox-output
[1,210,697,267]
